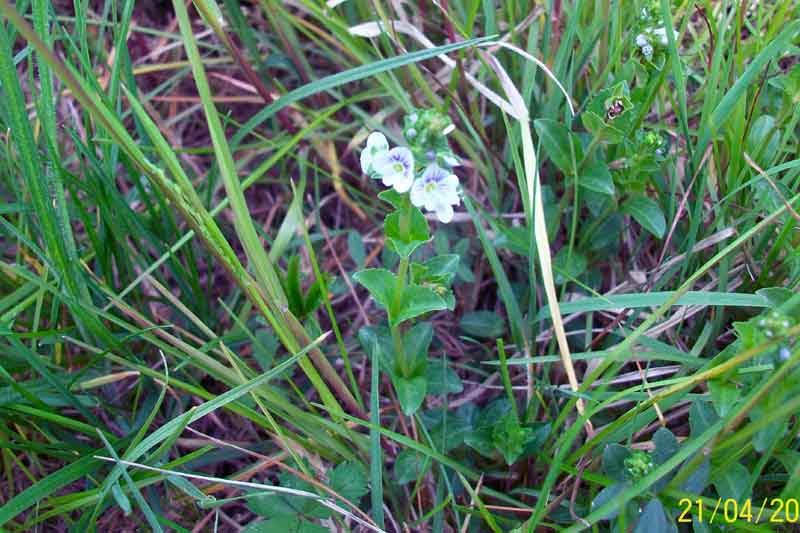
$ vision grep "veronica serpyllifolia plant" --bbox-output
[354,109,461,415]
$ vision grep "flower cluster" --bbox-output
[634,3,679,63]
[757,310,794,339]
[402,110,459,169]
[614,128,668,191]
[757,310,797,362]
[361,110,461,223]
[624,450,655,480]
[634,28,676,61]
[645,131,666,157]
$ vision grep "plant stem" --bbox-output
[391,204,412,377]
[391,256,410,377]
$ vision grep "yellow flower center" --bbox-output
[393,163,404,172]
[425,183,436,193]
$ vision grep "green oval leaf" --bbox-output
[394,449,431,485]
[459,311,506,339]
[652,428,679,466]
[580,158,615,196]
[534,118,583,175]
[590,482,628,520]
[352,269,396,316]
[347,230,366,269]
[403,322,433,376]
[394,285,451,325]
[384,206,430,259]
[602,444,631,482]
[622,196,666,238]
[425,363,464,395]
[633,499,669,533]
[394,374,427,416]
[329,462,368,503]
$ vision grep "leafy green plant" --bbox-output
[1,0,799,530]
[708,290,800,449]
[244,462,368,533]
[354,109,461,416]
[580,81,671,240]
[593,428,687,529]
[463,398,550,466]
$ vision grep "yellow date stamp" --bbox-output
[678,497,800,524]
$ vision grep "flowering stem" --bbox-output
[391,259,410,377]
[391,304,409,378]
[391,207,411,378]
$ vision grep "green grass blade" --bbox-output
[171,0,359,418]
[370,340,384,529]
[534,291,769,321]
[230,35,495,146]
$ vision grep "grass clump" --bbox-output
[0,0,798,530]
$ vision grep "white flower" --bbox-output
[410,165,460,223]
[360,132,389,174]
[642,44,654,60]
[652,27,678,45]
[373,147,415,193]
[442,154,461,167]
[635,33,649,47]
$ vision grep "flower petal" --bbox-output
[421,164,446,182]
[360,150,372,174]
[391,147,414,167]
[366,131,388,152]
[393,174,413,193]
[444,174,459,190]
[410,180,425,207]
[381,172,397,188]
[442,189,460,206]
[435,202,454,223]
[373,151,394,170]
[361,132,389,174]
